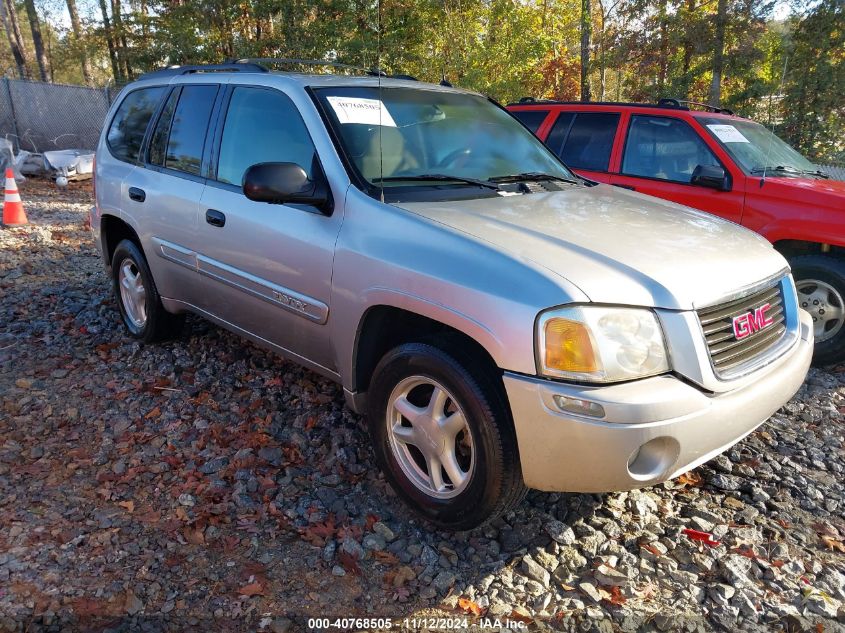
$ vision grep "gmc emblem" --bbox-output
[732,303,774,340]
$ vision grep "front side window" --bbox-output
[698,116,818,176]
[622,115,720,184]
[217,87,317,186]
[314,87,575,198]
[163,85,218,176]
[106,86,166,163]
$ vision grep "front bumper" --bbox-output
[505,310,814,492]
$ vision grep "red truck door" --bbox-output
[609,113,744,224]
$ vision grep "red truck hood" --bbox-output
[759,175,845,202]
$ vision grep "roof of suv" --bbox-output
[132,61,474,95]
[507,98,739,118]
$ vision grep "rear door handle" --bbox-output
[205,209,226,228]
[613,184,636,191]
[128,187,146,202]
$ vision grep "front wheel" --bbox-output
[790,254,845,366]
[367,341,526,530]
[111,239,184,343]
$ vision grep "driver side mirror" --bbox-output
[243,162,332,213]
[691,164,730,191]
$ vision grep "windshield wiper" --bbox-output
[751,165,830,179]
[372,174,502,190]
[489,171,581,185]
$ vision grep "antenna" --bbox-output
[761,53,789,186]
[377,0,385,203]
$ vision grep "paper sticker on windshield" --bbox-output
[707,124,749,143]
[326,96,396,127]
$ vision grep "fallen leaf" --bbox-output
[677,471,703,486]
[337,551,361,576]
[821,536,845,553]
[183,527,205,545]
[145,406,161,420]
[117,500,134,513]
[237,582,263,596]
[458,597,482,616]
[682,528,721,547]
[373,551,400,565]
[607,586,627,605]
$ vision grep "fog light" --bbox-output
[627,437,680,481]
[553,395,605,418]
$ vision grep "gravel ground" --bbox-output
[1,179,844,633]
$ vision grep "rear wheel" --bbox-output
[790,254,845,366]
[112,239,184,343]
[367,341,526,530]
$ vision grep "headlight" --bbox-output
[537,306,670,382]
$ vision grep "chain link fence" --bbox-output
[0,78,121,153]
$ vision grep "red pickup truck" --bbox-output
[507,98,845,365]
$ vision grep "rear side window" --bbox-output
[510,109,549,133]
[545,112,575,156]
[216,87,317,186]
[163,85,218,175]
[106,87,166,163]
[622,115,720,183]
[557,113,619,172]
[148,90,179,167]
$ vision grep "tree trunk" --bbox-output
[111,0,131,79]
[657,0,668,95]
[66,0,94,85]
[23,0,49,81]
[681,0,696,97]
[1,0,29,78]
[580,0,591,101]
[98,0,121,82]
[709,0,727,105]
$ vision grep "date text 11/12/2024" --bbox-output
[306,617,529,629]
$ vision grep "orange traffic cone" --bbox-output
[3,168,27,227]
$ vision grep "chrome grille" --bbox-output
[697,280,787,376]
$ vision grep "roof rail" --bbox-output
[137,62,268,80]
[508,98,690,109]
[663,98,734,115]
[235,57,421,81]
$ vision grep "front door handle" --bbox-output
[205,209,226,228]
[128,187,146,202]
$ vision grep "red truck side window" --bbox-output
[510,109,550,133]
[546,112,619,173]
[622,115,720,184]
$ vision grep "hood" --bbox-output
[397,184,788,310]
[759,174,845,201]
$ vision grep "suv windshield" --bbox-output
[699,116,821,177]
[314,86,576,197]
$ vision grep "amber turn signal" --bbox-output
[544,317,598,373]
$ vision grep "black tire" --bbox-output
[367,340,527,530]
[790,254,845,366]
[111,239,184,343]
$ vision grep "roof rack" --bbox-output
[137,62,268,80]
[233,58,418,81]
[509,96,734,115]
[137,59,421,83]
[510,97,689,109]
[662,98,734,115]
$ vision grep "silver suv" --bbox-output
[91,62,814,529]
